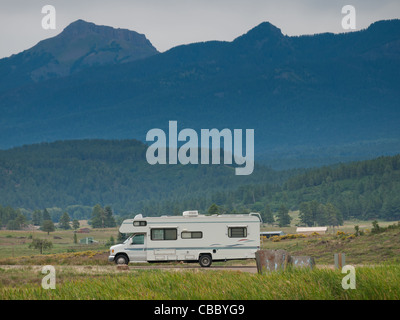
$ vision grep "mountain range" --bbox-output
[1,19,400,168]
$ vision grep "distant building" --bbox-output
[260,231,285,239]
[77,228,90,233]
[296,227,327,235]
[79,237,98,244]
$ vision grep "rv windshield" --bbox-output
[123,235,133,244]
[123,234,144,245]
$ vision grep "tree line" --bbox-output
[1,145,399,227]
[138,154,400,225]
[0,204,116,231]
[0,139,289,213]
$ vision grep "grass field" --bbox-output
[0,221,117,259]
[260,212,400,265]
[1,265,399,300]
[1,217,399,300]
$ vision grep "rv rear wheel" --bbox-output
[199,254,212,267]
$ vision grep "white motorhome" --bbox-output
[109,210,261,267]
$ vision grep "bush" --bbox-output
[270,234,306,242]
[345,234,356,240]
[335,230,349,240]
[371,220,381,234]
[29,238,53,254]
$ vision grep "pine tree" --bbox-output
[91,204,104,228]
[104,206,116,227]
[325,203,340,227]
[41,220,55,235]
[42,209,51,221]
[59,212,71,229]
[262,204,275,224]
[72,219,80,230]
[15,213,26,229]
[299,202,313,227]
[32,210,43,226]
[208,203,220,215]
[277,204,291,227]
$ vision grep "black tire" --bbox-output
[115,254,129,265]
[199,254,212,267]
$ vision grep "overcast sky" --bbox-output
[1,0,400,59]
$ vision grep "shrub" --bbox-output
[345,234,356,240]
[271,236,280,242]
[29,238,53,254]
[371,220,381,234]
[270,234,306,242]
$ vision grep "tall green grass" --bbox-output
[1,265,399,300]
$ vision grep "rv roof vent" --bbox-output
[183,210,198,217]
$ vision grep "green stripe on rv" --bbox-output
[122,221,257,224]
[124,246,259,251]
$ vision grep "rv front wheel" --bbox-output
[115,254,129,265]
[199,254,212,267]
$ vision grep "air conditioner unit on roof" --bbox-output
[183,210,198,217]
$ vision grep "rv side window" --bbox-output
[228,227,247,238]
[131,234,144,245]
[133,221,147,226]
[151,228,177,240]
[181,231,203,239]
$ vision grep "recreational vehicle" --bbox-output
[108,210,262,267]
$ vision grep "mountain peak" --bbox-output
[232,21,287,55]
[61,19,154,44]
[62,19,94,33]
[1,19,159,84]
[65,18,90,27]
[234,21,283,42]
[249,21,283,36]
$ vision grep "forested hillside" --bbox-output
[1,140,399,227]
[204,154,400,223]
[283,155,400,221]
[0,139,294,217]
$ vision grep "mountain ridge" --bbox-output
[0,19,399,168]
[0,19,158,88]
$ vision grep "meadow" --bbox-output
[0,220,116,259]
[1,216,399,300]
[1,265,399,300]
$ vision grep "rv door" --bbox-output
[126,234,147,262]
